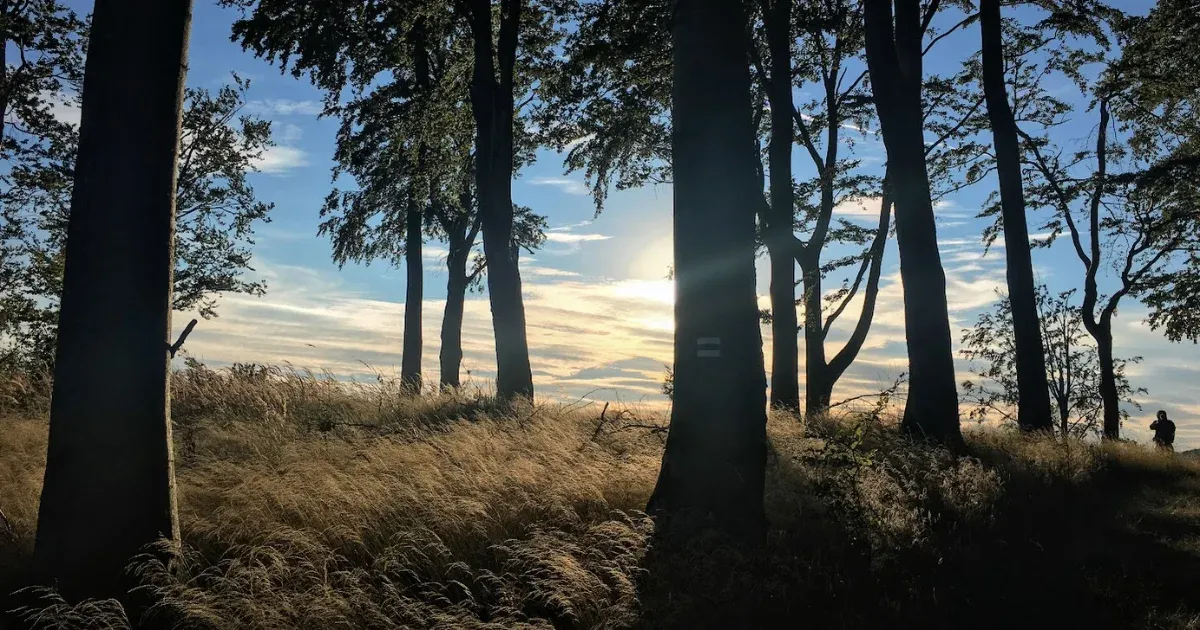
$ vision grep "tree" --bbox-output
[225,0,562,400]
[1,76,276,367]
[961,286,1144,436]
[0,0,85,366]
[1020,97,1200,439]
[542,0,895,416]
[315,13,546,391]
[977,0,1053,430]
[861,0,962,445]
[646,0,768,536]
[32,0,192,602]
[748,0,893,416]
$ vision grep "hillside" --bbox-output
[3,364,1200,629]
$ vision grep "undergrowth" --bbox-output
[2,362,1199,629]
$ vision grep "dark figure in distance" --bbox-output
[1151,410,1176,452]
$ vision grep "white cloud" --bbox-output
[274,122,305,144]
[47,96,81,127]
[528,176,590,196]
[253,146,311,174]
[834,195,886,218]
[563,134,595,150]
[544,232,612,244]
[246,99,324,116]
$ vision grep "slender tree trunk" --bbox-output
[980,0,1053,431]
[467,0,534,401]
[1,0,9,150]
[768,247,799,409]
[862,0,962,446]
[647,0,768,537]
[764,0,799,411]
[820,191,892,409]
[801,259,829,417]
[33,0,191,602]
[1058,396,1069,436]
[400,201,423,391]
[1094,321,1121,439]
[440,252,468,389]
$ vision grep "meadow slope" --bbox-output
[3,363,1200,629]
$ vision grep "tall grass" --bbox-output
[2,362,1200,629]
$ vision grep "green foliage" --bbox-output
[961,286,1144,435]
[0,72,277,367]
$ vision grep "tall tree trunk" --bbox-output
[1,0,9,150]
[32,0,192,602]
[440,251,469,389]
[400,201,423,391]
[1093,316,1121,439]
[466,0,534,401]
[980,0,1053,431]
[862,0,962,445]
[647,0,768,537]
[763,0,800,411]
[819,190,892,408]
[801,260,828,417]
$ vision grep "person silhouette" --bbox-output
[1150,410,1176,452]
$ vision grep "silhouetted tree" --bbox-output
[2,76,276,367]
[861,0,961,445]
[32,0,192,601]
[646,0,768,536]
[962,286,1144,436]
[978,0,1052,430]
[225,0,563,400]
[316,19,546,391]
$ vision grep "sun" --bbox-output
[628,235,674,281]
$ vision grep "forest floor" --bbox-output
[3,363,1200,629]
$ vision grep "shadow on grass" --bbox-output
[634,428,1200,630]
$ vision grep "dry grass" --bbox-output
[3,363,1200,629]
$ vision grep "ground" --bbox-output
[2,363,1200,629]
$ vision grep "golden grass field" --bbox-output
[3,362,1200,629]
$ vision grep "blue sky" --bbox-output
[50,0,1195,447]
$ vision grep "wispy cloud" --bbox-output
[253,146,311,175]
[246,99,325,116]
[528,176,590,196]
[544,232,612,244]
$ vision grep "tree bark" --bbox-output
[400,200,423,391]
[819,190,892,407]
[1094,322,1121,439]
[980,0,1053,431]
[466,0,534,401]
[32,0,191,602]
[440,254,468,390]
[763,0,800,411]
[862,0,962,446]
[646,0,768,537]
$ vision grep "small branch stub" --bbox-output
[168,319,199,358]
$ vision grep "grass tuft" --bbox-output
[3,362,1200,628]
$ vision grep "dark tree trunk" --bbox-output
[980,0,1053,431]
[1,0,8,149]
[466,0,534,401]
[647,0,768,537]
[1094,319,1121,439]
[819,191,892,409]
[32,0,192,602]
[801,260,828,418]
[862,0,962,446]
[440,251,469,390]
[400,201,423,391]
[763,0,799,411]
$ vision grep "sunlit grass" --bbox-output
[3,362,1200,628]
